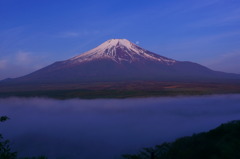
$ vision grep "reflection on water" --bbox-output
[0,95,240,159]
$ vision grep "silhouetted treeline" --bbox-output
[0,116,47,159]
[123,120,240,159]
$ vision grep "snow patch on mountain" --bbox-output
[68,39,176,64]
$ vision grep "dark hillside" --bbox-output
[123,120,240,159]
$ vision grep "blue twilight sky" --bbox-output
[1,0,240,80]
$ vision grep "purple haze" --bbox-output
[0,95,240,159]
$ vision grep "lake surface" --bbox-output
[0,95,240,159]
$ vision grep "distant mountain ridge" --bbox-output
[1,39,240,85]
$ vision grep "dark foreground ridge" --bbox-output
[123,120,240,159]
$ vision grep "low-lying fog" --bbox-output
[0,94,240,159]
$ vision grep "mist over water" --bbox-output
[0,95,240,159]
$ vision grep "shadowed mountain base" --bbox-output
[0,81,240,99]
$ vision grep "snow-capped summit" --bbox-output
[2,38,239,85]
[68,39,176,64]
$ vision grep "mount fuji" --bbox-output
[2,39,239,84]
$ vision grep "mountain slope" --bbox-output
[1,39,240,85]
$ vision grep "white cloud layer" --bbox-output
[204,51,240,74]
[15,51,32,63]
[0,59,7,69]
[0,51,50,80]
[58,30,100,38]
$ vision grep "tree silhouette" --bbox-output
[0,116,17,159]
[122,120,240,159]
[122,143,171,159]
[0,116,48,159]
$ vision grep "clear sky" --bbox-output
[1,0,240,80]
